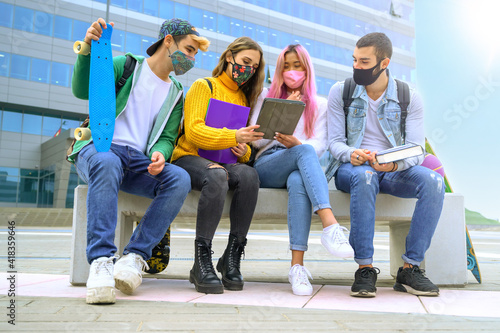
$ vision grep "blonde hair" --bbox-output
[212,37,265,109]
[190,34,210,52]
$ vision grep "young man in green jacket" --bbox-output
[69,17,209,304]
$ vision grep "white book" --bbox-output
[375,144,424,164]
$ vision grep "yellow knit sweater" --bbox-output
[171,72,252,163]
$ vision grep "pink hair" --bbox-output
[267,44,318,138]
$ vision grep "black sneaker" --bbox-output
[393,266,439,296]
[350,267,380,297]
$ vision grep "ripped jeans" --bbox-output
[334,163,445,266]
[172,155,260,244]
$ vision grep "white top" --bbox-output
[112,59,171,153]
[249,88,328,160]
[359,91,392,152]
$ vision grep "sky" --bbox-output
[414,0,500,221]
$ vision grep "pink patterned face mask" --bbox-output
[283,70,306,89]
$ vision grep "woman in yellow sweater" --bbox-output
[172,37,265,294]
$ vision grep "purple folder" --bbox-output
[198,98,251,164]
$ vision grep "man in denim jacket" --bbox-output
[325,33,445,298]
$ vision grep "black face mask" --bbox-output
[353,60,386,86]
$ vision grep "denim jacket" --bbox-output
[325,69,425,182]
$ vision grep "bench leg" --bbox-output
[389,222,410,278]
[70,186,90,286]
[425,194,467,285]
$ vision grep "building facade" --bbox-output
[0,0,415,208]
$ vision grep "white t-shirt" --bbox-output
[112,59,171,153]
[360,92,392,152]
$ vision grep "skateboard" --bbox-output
[144,225,171,274]
[73,23,116,152]
[425,139,481,283]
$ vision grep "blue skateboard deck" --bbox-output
[88,24,115,152]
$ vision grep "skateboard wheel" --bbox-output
[73,41,91,55]
[74,127,91,141]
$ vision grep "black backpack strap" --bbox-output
[115,54,136,96]
[342,77,357,137]
[395,79,410,144]
[204,78,213,94]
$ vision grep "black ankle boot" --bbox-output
[216,234,246,291]
[189,239,223,294]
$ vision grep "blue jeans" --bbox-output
[253,145,331,251]
[334,163,445,266]
[75,143,191,263]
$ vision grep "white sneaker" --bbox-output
[288,264,313,296]
[114,253,149,295]
[86,256,117,304]
[321,224,354,258]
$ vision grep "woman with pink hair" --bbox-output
[248,44,354,296]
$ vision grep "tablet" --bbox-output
[255,98,306,140]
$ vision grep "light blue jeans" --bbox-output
[334,163,445,266]
[75,143,191,263]
[253,145,331,251]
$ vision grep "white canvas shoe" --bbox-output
[114,253,149,295]
[288,264,313,296]
[86,256,116,304]
[321,224,354,258]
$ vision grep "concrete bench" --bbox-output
[70,185,467,286]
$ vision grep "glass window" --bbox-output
[217,15,230,35]
[141,35,156,57]
[42,114,61,136]
[111,29,125,52]
[54,16,72,40]
[126,32,142,56]
[2,111,22,133]
[302,2,314,21]
[174,3,189,20]
[189,7,203,28]
[20,168,39,178]
[292,1,303,19]
[38,173,54,207]
[0,52,10,77]
[268,28,279,48]
[203,10,216,32]
[255,25,267,45]
[230,18,243,37]
[14,6,34,32]
[30,58,50,83]
[316,76,324,95]
[159,0,174,19]
[51,62,70,87]
[128,0,142,12]
[0,3,14,28]
[95,0,106,3]
[279,31,292,48]
[22,112,42,135]
[10,54,30,80]
[18,177,38,204]
[279,0,292,16]
[143,0,159,16]
[73,20,89,41]
[33,11,53,36]
[244,22,256,40]
[62,118,82,131]
[111,0,127,8]
[0,168,18,204]
[0,110,2,129]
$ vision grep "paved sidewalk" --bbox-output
[1,219,500,332]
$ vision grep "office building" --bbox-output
[0,0,415,208]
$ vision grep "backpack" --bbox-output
[342,77,410,144]
[66,55,137,161]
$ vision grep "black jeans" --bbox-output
[173,155,260,243]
